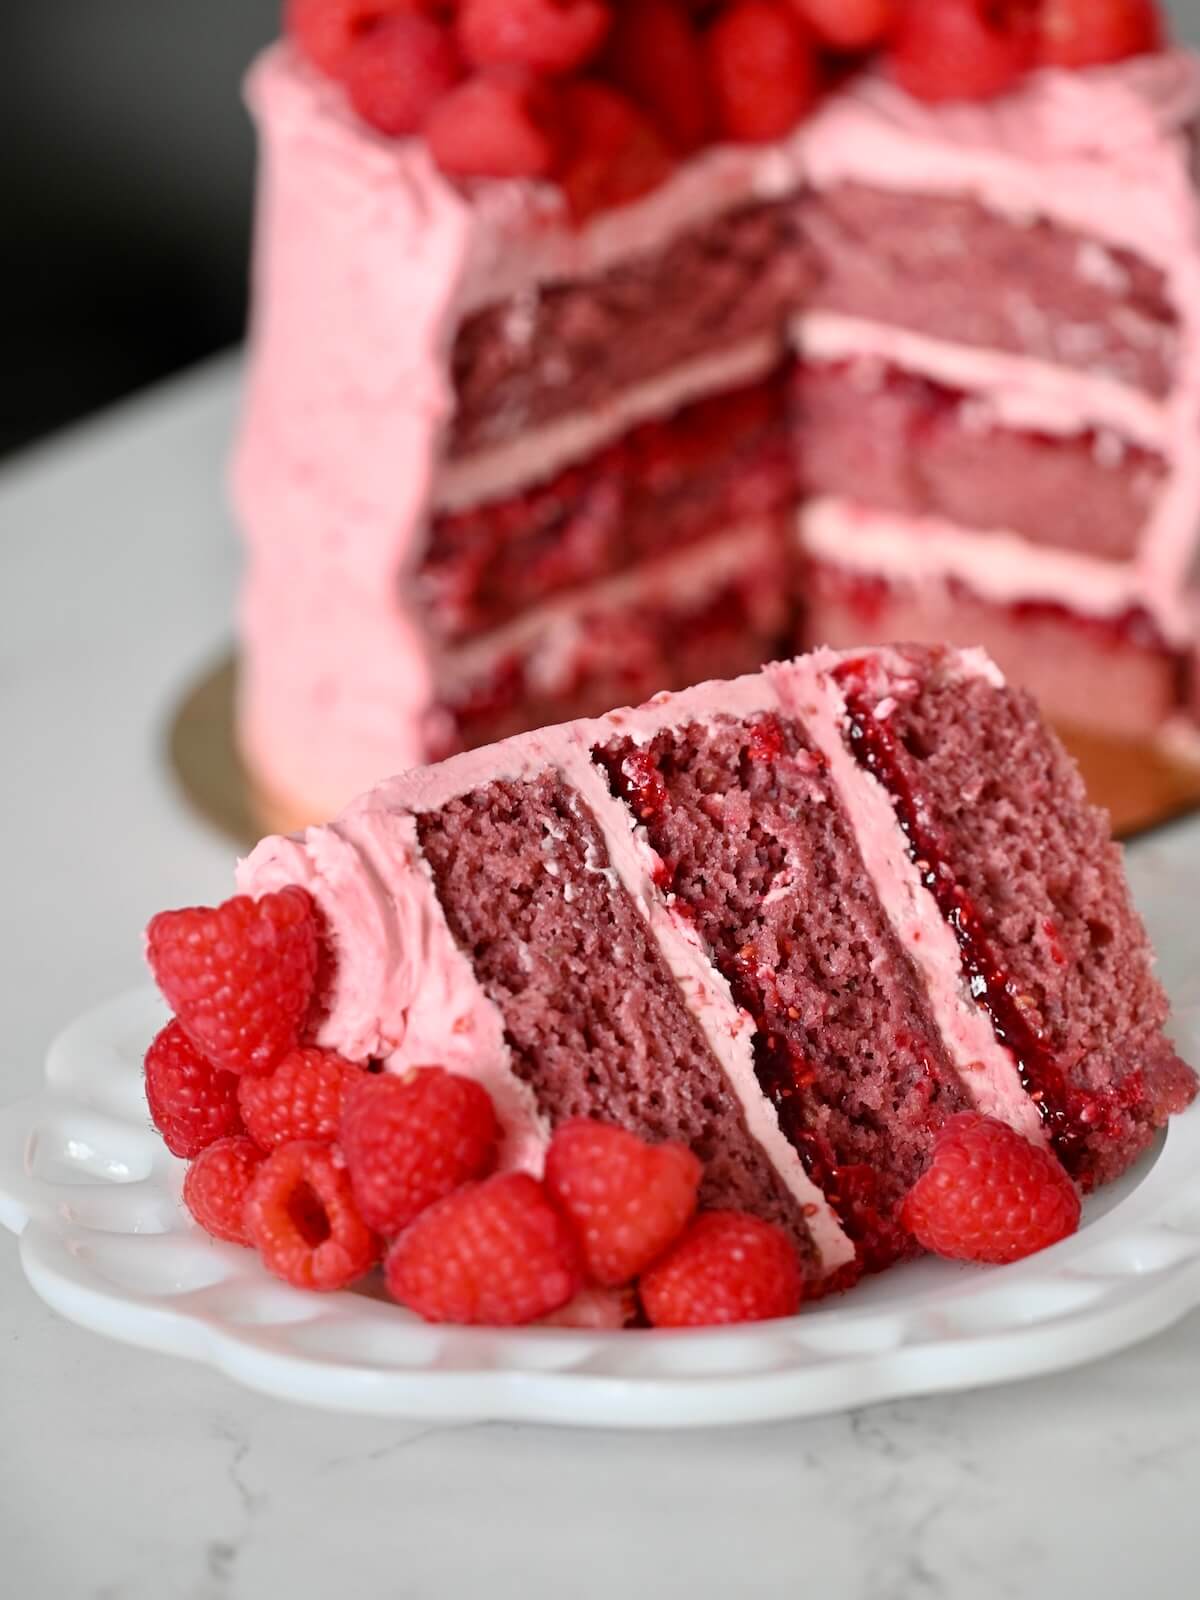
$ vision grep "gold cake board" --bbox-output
[169,653,1200,852]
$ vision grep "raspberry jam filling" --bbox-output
[835,665,1096,1172]
[423,374,794,638]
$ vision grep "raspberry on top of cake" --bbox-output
[143,646,1197,1327]
[283,0,1165,213]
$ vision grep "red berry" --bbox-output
[340,1068,499,1233]
[425,68,566,178]
[705,0,820,145]
[145,888,319,1078]
[789,0,897,52]
[344,14,463,136]
[560,81,677,221]
[1037,0,1162,69]
[245,1141,379,1290]
[745,715,785,762]
[543,1119,701,1286]
[144,1020,243,1159]
[237,1046,366,1151]
[385,1172,583,1324]
[604,0,711,153]
[616,748,671,821]
[285,0,415,79]
[900,1113,1082,1265]
[183,1136,266,1246]
[457,0,613,76]
[888,0,1036,103]
[639,1210,803,1327]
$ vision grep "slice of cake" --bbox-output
[145,645,1197,1320]
[234,1,1200,826]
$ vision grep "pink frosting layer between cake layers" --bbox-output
[798,498,1193,641]
[238,646,1048,1275]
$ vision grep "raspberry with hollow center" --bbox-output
[425,68,566,178]
[1037,0,1162,68]
[887,0,1036,103]
[285,0,414,79]
[237,1046,366,1151]
[144,1019,243,1159]
[457,0,613,76]
[705,0,820,145]
[604,0,711,154]
[145,887,319,1078]
[789,0,897,51]
[900,1112,1081,1264]
[559,81,677,222]
[639,1210,804,1327]
[183,1136,266,1246]
[246,1141,379,1290]
[543,1119,701,1285]
[386,1172,583,1324]
[340,1067,499,1233]
[344,13,464,135]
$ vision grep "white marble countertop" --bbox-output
[4,351,1200,1595]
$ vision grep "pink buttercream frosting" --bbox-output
[233,44,1200,820]
[798,498,1194,643]
[237,646,1055,1276]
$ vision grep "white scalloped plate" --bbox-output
[2,990,1200,1428]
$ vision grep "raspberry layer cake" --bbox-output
[145,646,1193,1320]
[234,2,1200,825]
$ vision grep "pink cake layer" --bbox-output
[237,646,1195,1276]
[804,561,1182,738]
[796,358,1164,561]
[234,45,1200,819]
[451,183,1176,459]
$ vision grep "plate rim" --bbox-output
[3,988,1199,1428]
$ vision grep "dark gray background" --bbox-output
[3,1,276,457]
[4,0,1198,459]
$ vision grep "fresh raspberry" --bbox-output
[901,1113,1081,1264]
[237,1046,366,1151]
[343,14,463,136]
[245,1141,379,1290]
[144,1020,243,1159]
[615,748,671,821]
[145,887,319,1078]
[285,0,416,79]
[789,0,897,51]
[639,1210,803,1327]
[457,0,613,76]
[604,0,711,154]
[183,1136,266,1247]
[425,68,566,178]
[1037,0,1162,68]
[705,0,820,145]
[340,1068,499,1233]
[543,1119,701,1285]
[385,1172,583,1324]
[559,82,676,222]
[887,0,1036,103]
[745,715,785,762]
